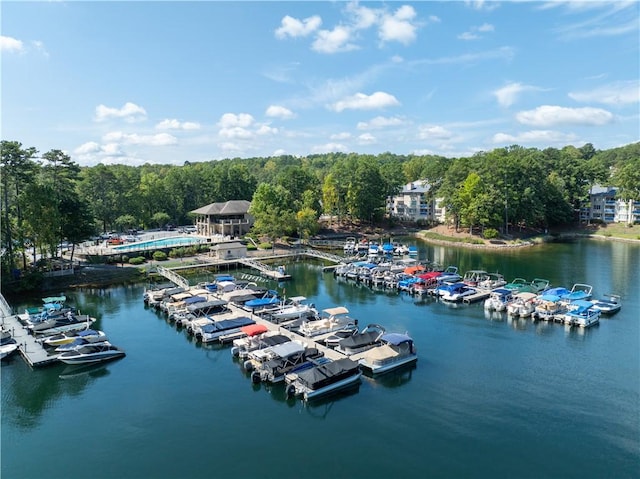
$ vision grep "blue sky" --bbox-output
[2,1,639,166]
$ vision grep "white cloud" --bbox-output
[418,125,454,140]
[493,82,542,107]
[1,35,24,53]
[256,125,278,135]
[312,26,358,54]
[265,105,296,119]
[378,5,418,45]
[357,133,377,144]
[331,91,400,112]
[156,119,201,130]
[569,80,640,106]
[272,149,287,156]
[74,142,102,155]
[458,23,495,41]
[217,113,254,128]
[346,2,379,29]
[458,32,479,41]
[330,132,352,140]
[492,130,578,144]
[102,131,177,146]
[357,116,405,129]
[312,142,348,153]
[516,105,614,127]
[275,15,322,39]
[218,127,254,140]
[95,102,147,123]
[465,1,500,12]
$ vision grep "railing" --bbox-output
[155,265,190,289]
[0,292,13,319]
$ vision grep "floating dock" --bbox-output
[1,314,61,367]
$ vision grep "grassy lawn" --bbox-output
[587,223,640,240]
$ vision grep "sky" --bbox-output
[2,1,639,167]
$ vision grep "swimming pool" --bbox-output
[112,236,205,252]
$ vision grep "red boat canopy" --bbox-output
[241,324,268,336]
[419,271,441,280]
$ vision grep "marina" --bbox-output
[2,238,639,479]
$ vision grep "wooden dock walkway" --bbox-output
[2,314,61,367]
[462,290,491,304]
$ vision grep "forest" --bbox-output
[1,139,639,281]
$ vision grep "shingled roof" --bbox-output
[191,200,251,216]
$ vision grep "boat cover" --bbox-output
[164,287,186,296]
[201,316,254,333]
[77,329,101,337]
[184,296,207,305]
[296,358,360,389]
[187,300,228,313]
[539,294,561,302]
[546,287,570,297]
[241,324,268,336]
[363,344,400,361]
[380,333,413,346]
[322,306,349,316]
[339,331,381,349]
[261,335,291,347]
[568,300,596,313]
[269,341,305,358]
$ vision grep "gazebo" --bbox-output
[190,200,253,238]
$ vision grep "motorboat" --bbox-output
[506,292,538,317]
[562,283,593,302]
[231,327,290,359]
[54,334,110,353]
[343,237,357,255]
[503,278,530,293]
[483,288,514,312]
[285,357,362,401]
[251,343,325,384]
[563,300,601,328]
[462,270,489,287]
[591,294,622,315]
[297,306,358,340]
[58,343,126,365]
[30,312,96,335]
[531,291,567,321]
[1,331,19,360]
[242,339,305,371]
[264,296,317,323]
[47,329,107,350]
[439,282,477,302]
[437,266,461,283]
[174,300,229,327]
[477,273,507,291]
[42,328,97,347]
[335,324,386,356]
[355,332,417,375]
[242,290,281,313]
[195,316,255,343]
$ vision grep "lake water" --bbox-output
[2,239,639,479]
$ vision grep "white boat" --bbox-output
[58,343,126,365]
[532,292,567,321]
[48,329,107,349]
[563,300,601,328]
[298,306,358,339]
[343,237,357,255]
[243,339,306,372]
[265,296,317,323]
[462,270,489,287]
[439,283,477,302]
[506,292,537,317]
[1,331,19,360]
[252,343,324,384]
[591,294,622,315]
[483,288,514,312]
[231,326,290,359]
[285,357,362,401]
[356,332,417,375]
[477,273,507,291]
[195,316,255,343]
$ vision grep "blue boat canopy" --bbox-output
[539,294,561,302]
[184,296,207,305]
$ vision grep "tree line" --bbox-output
[1,139,638,279]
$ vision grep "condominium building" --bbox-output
[387,180,446,223]
[580,185,640,224]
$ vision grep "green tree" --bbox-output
[249,183,296,240]
[151,212,171,229]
